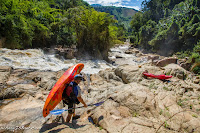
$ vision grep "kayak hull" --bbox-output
[43,63,84,117]
[143,72,172,80]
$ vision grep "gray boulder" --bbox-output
[156,57,177,67]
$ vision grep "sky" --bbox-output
[83,0,144,10]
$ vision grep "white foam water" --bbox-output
[0,45,147,74]
[0,48,112,74]
[109,44,148,65]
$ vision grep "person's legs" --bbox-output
[66,103,75,122]
[73,104,76,117]
[66,113,73,122]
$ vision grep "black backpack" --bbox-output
[62,82,80,105]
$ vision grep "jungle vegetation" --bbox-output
[92,5,138,30]
[0,0,124,59]
[130,0,200,73]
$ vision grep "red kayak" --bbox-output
[143,72,172,80]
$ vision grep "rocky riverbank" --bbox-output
[0,45,200,133]
[0,63,200,133]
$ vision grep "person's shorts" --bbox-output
[68,102,75,114]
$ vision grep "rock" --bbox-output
[147,55,160,61]
[6,69,34,86]
[196,76,200,79]
[136,52,143,57]
[54,47,75,59]
[0,95,44,132]
[0,84,38,99]
[114,64,164,83]
[26,71,57,90]
[117,106,131,117]
[99,68,122,82]
[164,64,188,80]
[156,57,177,67]
[152,59,159,65]
[114,64,140,83]
[0,51,200,133]
[124,50,132,54]
[32,77,41,83]
[65,49,75,59]
[0,66,12,72]
[180,62,192,70]
[0,72,10,85]
[125,48,140,54]
[116,55,123,58]
[0,87,23,99]
[194,77,200,84]
[177,58,188,65]
[0,66,12,86]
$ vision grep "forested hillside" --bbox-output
[92,5,138,30]
[0,0,125,60]
[130,0,200,73]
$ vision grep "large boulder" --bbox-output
[0,66,12,72]
[0,95,45,132]
[114,64,140,83]
[156,57,177,67]
[0,84,38,99]
[6,69,34,86]
[27,71,57,91]
[114,64,164,84]
[99,68,122,82]
[164,64,189,80]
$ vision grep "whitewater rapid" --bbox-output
[109,44,148,65]
[0,45,147,74]
[0,48,112,74]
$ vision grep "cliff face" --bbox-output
[0,60,200,132]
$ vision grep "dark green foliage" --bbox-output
[92,6,137,30]
[0,0,118,59]
[65,7,116,59]
[149,20,181,55]
[130,0,200,73]
[130,0,200,56]
[92,5,138,42]
[139,20,157,49]
[141,0,185,22]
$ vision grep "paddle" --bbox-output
[50,101,104,115]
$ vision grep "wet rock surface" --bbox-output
[0,45,200,133]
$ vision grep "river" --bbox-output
[0,44,147,74]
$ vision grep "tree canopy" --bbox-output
[0,0,122,60]
[130,0,200,73]
[130,0,200,55]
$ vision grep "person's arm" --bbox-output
[77,96,87,107]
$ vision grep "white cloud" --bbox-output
[84,0,122,5]
[83,0,140,10]
[122,5,140,10]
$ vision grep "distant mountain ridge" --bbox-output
[91,4,102,7]
[91,5,138,29]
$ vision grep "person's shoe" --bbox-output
[72,115,80,120]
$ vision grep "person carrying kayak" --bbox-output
[62,74,87,122]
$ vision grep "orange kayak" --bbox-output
[43,63,84,117]
[143,72,172,80]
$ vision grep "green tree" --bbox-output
[66,7,117,60]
